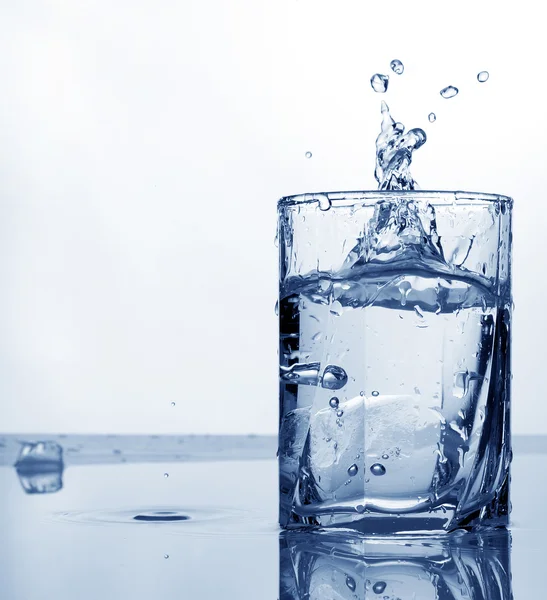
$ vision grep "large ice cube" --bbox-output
[15,441,64,494]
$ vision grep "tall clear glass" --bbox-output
[278,191,512,532]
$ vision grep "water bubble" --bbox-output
[370,463,386,476]
[477,71,489,82]
[372,581,387,594]
[371,390,379,397]
[305,151,312,159]
[428,112,436,123]
[371,73,389,93]
[274,300,279,316]
[346,576,356,592]
[336,409,344,418]
[329,397,339,409]
[164,473,169,478]
[347,464,359,477]
[164,554,169,559]
[381,453,389,460]
[321,365,348,390]
[390,59,404,75]
[440,86,459,99]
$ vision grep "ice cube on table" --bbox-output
[15,441,63,470]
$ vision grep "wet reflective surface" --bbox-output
[0,434,545,598]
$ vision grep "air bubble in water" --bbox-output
[329,397,339,409]
[371,73,389,93]
[390,59,404,75]
[370,463,386,476]
[371,390,379,397]
[347,464,358,477]
[164,473,169,478]
[477,71,489,82]
[305,151,312,159]
[321,365,348,390]
[428,112,436,123]
[372,581,387,594]
[346,576,356,592]
[440,86,459,99]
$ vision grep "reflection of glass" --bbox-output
[278,192,512,531]
[280,529,512,599]
[15,441,64,494]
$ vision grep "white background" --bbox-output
[0,0,543,434]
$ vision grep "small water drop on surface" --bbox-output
[370,463,386,476]
[346,576,356,592]
[428,112,436,122]
[305,151,312,158]
[390,59,404,74]
[440,85,459,99]
[477,71,489,82]
[329,397,339,409]
[370,73,389,93]
[164,473,169,478]
[347,464,359,477]
[373,581,387,594]
[371,390,379,397]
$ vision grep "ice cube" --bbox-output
[14,441,64,494]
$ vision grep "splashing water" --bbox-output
[374,101,427,190]
[390,59,404,75]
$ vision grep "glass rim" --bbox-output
[278,190,513,209]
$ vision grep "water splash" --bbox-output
[374,101,427,190]
[370,73,389,93]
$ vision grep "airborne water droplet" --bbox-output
[370,463,386,476]
[477,71,489,82]
[164,554,169,559]
[164,473,169,478]
[305,151,312,159]
[428,112,436,123]
[371,390,379,397]
[370,73,389,93]
[329,397,339,409]
[381,453,389,460]
[390,59,404,75]
[336,409,344,417]
[170,402,176,407]
[347,464,358,477]
[440,86,459,99]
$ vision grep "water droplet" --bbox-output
[370,463,386,476]
[274,300,279,316]
[373,581,387,594]
[321,365,348,390]
[305,151,312,158]
[170,402,176,407]
[371,73,389,93]
[336,409,344,417]
[356,504,365,513]
[346,576,356,592]
[371,390,379,397]
[390,59,404,75]
[440,86,459,99]
[329,397,339,409]
[336,419,343,427]
[347,464,359,477]
[164,554,169,559]
[398,280,412,306]
[477,71,489,82]
[381,453,389,460]
[428,112,436,122]
[164,473,169,478]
